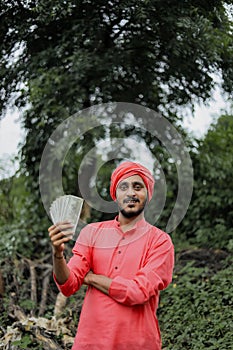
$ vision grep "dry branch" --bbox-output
[38,268,52,316]
[0,312,74,349]
[54,292,68,317]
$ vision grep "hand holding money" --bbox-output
[48,195,83,257]
[48,221,74,256]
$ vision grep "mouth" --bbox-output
[123,199,140,204]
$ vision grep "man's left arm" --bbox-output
[84,233,174,305]
[84,270,112,295]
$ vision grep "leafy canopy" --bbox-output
[180,114,233,251]
[1,0,232,116]
[1,0,232,196]
[0,1,232,257]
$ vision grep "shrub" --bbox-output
[158,257,232,349]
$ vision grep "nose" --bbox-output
[126,185,136,197]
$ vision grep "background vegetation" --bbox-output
[0,1,232,349]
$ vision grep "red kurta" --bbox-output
[54,217,174,350]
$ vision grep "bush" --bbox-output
[179,114,233,251]
[158,256,232,350]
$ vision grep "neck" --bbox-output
[118,212,145,232]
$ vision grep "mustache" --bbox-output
[123,197,140,204]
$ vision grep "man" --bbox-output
[49,161,174,350]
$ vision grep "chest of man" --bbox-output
[90,228,154,279]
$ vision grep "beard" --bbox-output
[118,197,147,219]
[119,206,145,218]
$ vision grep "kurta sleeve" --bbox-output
[109,232,174,306]
[54,225,93,297]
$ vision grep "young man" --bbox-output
[49,161,174,350]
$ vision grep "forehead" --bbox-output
[118,174,145,186]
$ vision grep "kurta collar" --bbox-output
[113,215,147,234]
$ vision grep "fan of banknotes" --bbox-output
[49,195,84,232]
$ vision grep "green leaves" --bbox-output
[158,256,233,350]
[12,335,33,349]
[1,0,233,117]
[179,114,233,251]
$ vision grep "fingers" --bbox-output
[48,221,74,248]
[48,221,73,233]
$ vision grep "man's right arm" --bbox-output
[48,221,74,285]
[49,222,91,297]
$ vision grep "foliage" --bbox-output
[12,335,35,349]
[179,114,233,250]
[1,249,231,349]
[0,173,51,258]
[158,254,233,350]
[1,0,232,115]
[0,2,232,347]
[0,156,23,224]
[0,0,232,212]
[0,1,232,258]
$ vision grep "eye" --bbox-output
[134,184,143,191]
[119,184,128,191]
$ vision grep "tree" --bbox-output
[180,114,233,250]
[1,1,232,113]
[0,0,232,253]
[0,1,232,332]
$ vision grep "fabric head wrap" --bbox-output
[110,161,155,202]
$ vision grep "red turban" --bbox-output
[110,161,155,202]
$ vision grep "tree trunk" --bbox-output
[0,268,4,297]
[54,292,68,317]
[38,268,51,316]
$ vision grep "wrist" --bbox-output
[53,252,66,260]
[88,273,95,284]
[84,271,95,285]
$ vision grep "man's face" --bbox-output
[116,175,148,219]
